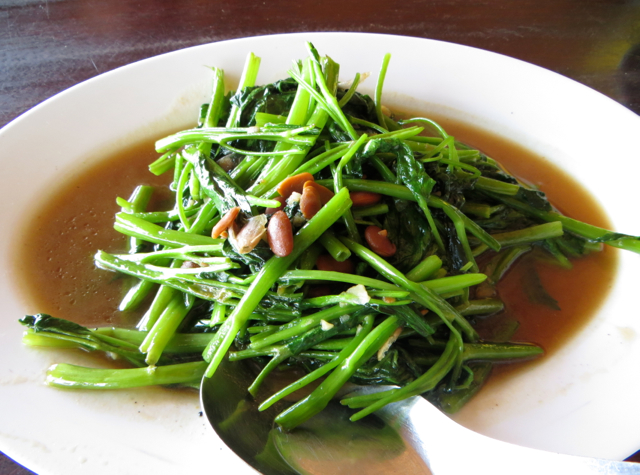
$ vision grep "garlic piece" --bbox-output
[233,214,268,254]
[377,327,403,361]
[320,319,334,331]
[345,284,370,305]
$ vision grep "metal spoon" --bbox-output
[201,358,640,475]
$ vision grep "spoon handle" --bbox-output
[399,399,640,475]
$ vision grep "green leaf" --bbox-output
[522,264,561,310]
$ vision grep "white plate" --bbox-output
[1,33,639,474]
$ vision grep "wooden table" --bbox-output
[1,0,639,473]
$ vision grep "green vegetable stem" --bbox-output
[20,41,636,433]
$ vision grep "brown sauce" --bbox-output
[12,118,617,364]
[433,116,617,356]
[13,140,171,327]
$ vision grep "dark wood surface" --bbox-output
[2,0,639,473]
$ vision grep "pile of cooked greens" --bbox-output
[20,43,640,430]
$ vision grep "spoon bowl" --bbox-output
[201,357,640,475]
[201,357,432,475]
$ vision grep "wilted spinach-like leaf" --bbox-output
[184,146,252,214]
[222,240,272,273]
[20,314,91,336]
[230,78,299,127]
[471,206,533,232]
[432,168,473,210]
[351,349,416,386]
[394,141,436,199]
[327,119,353,144]
[19,314,149,366]
[515,187,552,212]
[428,362,492,414]
[383,201,431,272]
[338,89,378,124]
[376,304,435,339]
[443,220,467,272]
[522,264,560,310]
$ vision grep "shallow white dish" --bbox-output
[0,32,639,475]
